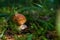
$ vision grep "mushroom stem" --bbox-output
[18,24,27,31]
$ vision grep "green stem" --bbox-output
[56,8,60,39]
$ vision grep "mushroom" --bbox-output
[13,13,27,30]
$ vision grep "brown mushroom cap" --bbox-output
[13,13,26,25]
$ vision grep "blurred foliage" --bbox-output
[0,0,59,40]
